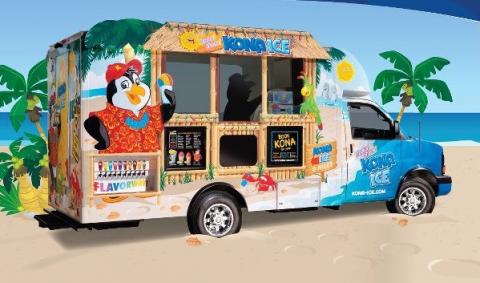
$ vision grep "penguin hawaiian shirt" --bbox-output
[90,103,163,153]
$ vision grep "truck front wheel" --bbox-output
[188,192,242,237]
[386,177,435,216]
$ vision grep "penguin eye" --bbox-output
[120,80,130,89]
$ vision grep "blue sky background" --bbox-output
[0,0,478,113]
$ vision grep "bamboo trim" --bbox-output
[156,51,163,103]
[171,22,313,36]
[261,56,267,115]
[150,50,157,105]
[88,152,161,158]
[210,56,217,114]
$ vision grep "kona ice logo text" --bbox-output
[313,144,333,163]
[361,152,396,187]
[222,36,290,55]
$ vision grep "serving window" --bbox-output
[267,58,304,115]
[219,55,262,121]
[165,53,210,114]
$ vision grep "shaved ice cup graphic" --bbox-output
[169,149,177,165]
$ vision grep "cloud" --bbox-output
[84,71,106,89]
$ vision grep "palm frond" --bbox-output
[81,19,163,80]
[373,70,410,90]
[327,47,346,61]
[9,95,27,131]
[412,84,428,113]
[27,60,47,90]
[379,51,413,77]
[381,81,405,104]
[30,80,48,95]
[0,65,26,91]
[34,92,49,110]
[0,184,23,215]
[139,48,151,86]
[0,91,19,108]
[414,57,450,81]
[8,137,23,157]
[2,167,14,193]
[24,132,47,155]
[23,158,40,188]
[417,79,452,102]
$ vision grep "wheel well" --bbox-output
[401,169,438,196]
[187,183,247,216]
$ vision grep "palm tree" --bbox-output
[0,60,48,137]
[0,137,42,212]
[23,132,49,209]
[374,50,452,123]
[81,18,164,84]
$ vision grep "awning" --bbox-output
[144,22,330,60]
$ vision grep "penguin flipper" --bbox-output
[161,89,176,123]
[83,116,110,150]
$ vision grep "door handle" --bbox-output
[349,144,354,156]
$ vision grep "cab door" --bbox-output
[343,102,402,203]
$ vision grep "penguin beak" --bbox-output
[127,84,145,105]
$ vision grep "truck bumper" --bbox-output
[436,175,452,196]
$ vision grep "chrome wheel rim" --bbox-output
[203,203,234,237]
[398,187,427,216]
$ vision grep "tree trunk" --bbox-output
[38,177,49,210]
[34,121,47,141]
[396,105,407,123]
[17,174,42,213]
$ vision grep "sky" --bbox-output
[0,0,478,113]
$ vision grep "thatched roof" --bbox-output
[144,22,330,60]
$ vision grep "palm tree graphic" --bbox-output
[373,50,453,123]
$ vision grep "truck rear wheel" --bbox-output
[386,177,435,216]
[187,192,242,237]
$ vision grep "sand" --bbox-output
[0,146,479,283]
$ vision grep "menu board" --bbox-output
[164,127,207,171]
[267,126,303,167]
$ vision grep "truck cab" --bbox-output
[342,97,452,215]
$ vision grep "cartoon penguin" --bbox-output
[84,52,175,153]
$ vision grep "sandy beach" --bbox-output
[0,146,479,283]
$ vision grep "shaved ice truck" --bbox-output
[35,20,452,237]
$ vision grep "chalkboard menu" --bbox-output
[267,126,303,167]
[164,127,207,171]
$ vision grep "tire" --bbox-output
[386,177,435,216]
[187,192,242,237]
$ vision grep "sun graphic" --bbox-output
[179,31,201,52]
[336,60,355,82]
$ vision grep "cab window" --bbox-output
[348,102,394,140]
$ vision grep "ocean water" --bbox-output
[0,112,48,146]
[0,112,479,146]
[391,113,480,143]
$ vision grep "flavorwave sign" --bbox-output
[222,36,291,55]
[93,179,147,195]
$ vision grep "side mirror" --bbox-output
[393,121,400,135]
